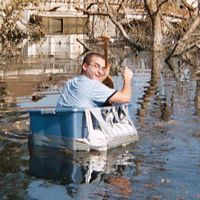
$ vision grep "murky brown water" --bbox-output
[0,49,200,200]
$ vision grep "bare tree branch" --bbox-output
[116,0,125,12]
[118,1,134,31]
[76,38,91,52]
[166,15,200,60]
[181,0,195,12]
[104,1,144,50]
[86,3,96,10]
[144,0,169,17]
[175,16,200,54]
[75,6,108,16]
[157,0,169,11]
[76,3,144,50]
[161,16,176,34]
[144,0,154,20]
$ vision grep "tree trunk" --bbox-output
[144,0,163,52]
[151,51,162,80]
[153,13,163,52]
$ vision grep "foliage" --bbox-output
[0,0,45,66]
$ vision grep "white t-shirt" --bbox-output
[56,75,116,108]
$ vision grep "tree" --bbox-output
[75,0,199,72]
[0,0,45,65]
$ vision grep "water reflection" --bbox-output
[135,52,179,129]
[28,145,139,198]
[137,78,158,117]
[0,81,9,109]
[151,51,162,80]
[29,148,89,184]
[29,145,139,183]
[137,52,164,123]
[195,77,200,116]
[0,81,18,110]
[0,65,76,111]
[0,81,7,97]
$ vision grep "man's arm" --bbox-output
[109,67,133,104]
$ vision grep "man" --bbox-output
[56,52,133,108]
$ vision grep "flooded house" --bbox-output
[23,1,89,60]
[19,0,127,61]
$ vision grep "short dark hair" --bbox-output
[82,52,105,65]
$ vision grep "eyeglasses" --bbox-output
[88,63,105,71]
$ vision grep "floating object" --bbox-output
[28,104,138,151]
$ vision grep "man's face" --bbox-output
[82,56,106,80]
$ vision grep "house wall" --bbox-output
[90,15,117,38]
[24,34,84,59]
[40,16,88,35]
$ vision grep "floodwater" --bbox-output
[0,41,200,200]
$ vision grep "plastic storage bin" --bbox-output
[29,108,89,150]
[28,105,138,151]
